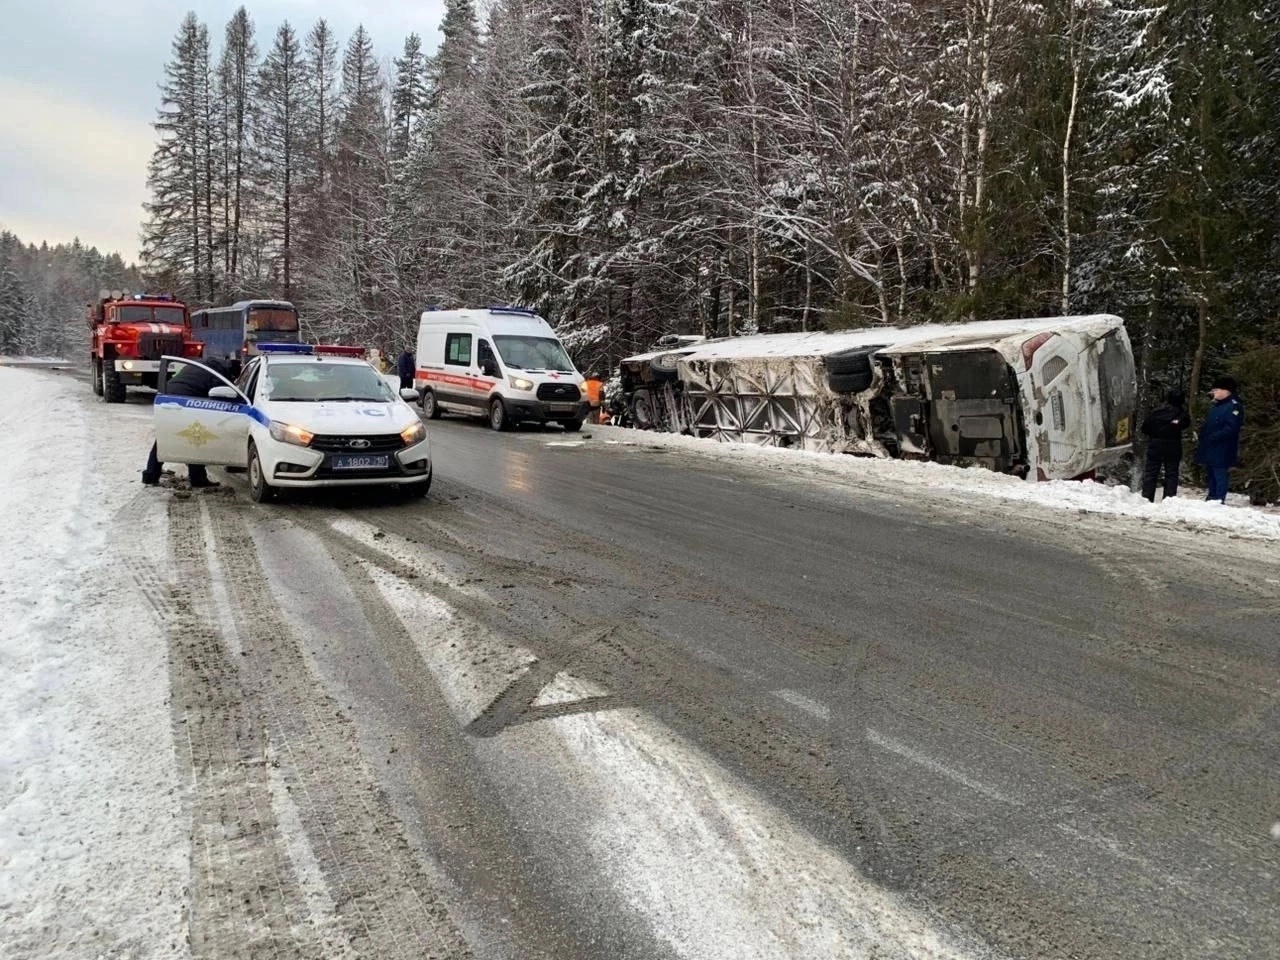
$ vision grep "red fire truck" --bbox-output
[89,290,204,403]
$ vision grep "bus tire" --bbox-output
[827,370,874,394]
[648,353,681,382]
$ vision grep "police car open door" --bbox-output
[154,357,252,468]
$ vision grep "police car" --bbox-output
[154,344,432,502]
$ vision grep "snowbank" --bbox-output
[583,423,1280,541]
[0,367,187,959]
[0,356,74,366]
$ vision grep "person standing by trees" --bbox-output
[397,348,415,390]
[1195,377,1245,503]
[1139,388,1191,502]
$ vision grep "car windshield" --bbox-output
[493,335,575,372]
[264,362,394,402]
[117,305,187,325]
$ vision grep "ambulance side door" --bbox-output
[154,357,253,467]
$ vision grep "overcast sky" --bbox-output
[0,2,447,262]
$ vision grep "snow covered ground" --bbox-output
[0,367,188,959]
[577,423,1280,542]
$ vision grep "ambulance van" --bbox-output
[414,306,590,431]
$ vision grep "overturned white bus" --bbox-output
[617,315,1136,481]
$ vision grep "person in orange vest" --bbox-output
[582,371,605,422]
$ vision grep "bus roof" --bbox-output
[229,300,297,311]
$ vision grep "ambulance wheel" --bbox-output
[421,388,441,419]
[91,358,103,396]
[102,361,126,403]
[489,398,511,431]
[248,443,275,503]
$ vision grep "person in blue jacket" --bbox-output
[1194,375,1244,502]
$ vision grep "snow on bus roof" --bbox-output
[631,315,1122,364]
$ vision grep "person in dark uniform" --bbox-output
[1139,388,1191,501]
[397,348,416,391]
[141,357,235,488]
[1195,375,1245,502]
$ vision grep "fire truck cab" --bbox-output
[89,290,203,403]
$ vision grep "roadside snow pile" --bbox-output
[0,355,74,365]
[587,424,1280,541]
[0,367,186,958]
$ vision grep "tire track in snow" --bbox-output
[165,494,325,958]
[199,501,473,960]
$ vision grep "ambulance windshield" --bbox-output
[493,335,575,373]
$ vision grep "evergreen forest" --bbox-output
[3,1,1276,498]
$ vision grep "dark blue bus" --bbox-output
[189,300,301,361]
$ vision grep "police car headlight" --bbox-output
[400,421,426,445]
[269,420,314,447]
[509,375,534,391]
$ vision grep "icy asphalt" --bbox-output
[3,363,1279,960]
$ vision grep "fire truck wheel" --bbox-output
[248,443,275,503]
[102,361,126,403]
[91,359,103,396]
[421,388,442,419]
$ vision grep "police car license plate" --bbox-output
[331,454,389,470]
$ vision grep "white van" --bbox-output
[414,306,590,431]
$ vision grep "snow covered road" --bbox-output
[3,364,1278,960]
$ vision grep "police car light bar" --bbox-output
[313,344,366,357]
[257,343,315,354]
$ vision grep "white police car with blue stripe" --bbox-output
[154,344,432,502]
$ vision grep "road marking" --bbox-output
[774,690,1017,806]
[774,688,831,720]
[865,728,1019,806]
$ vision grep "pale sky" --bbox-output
[0,1,447,263]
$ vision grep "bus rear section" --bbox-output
[190,300,301,361]
[243,301,300,354]
[877,315,1136,481]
